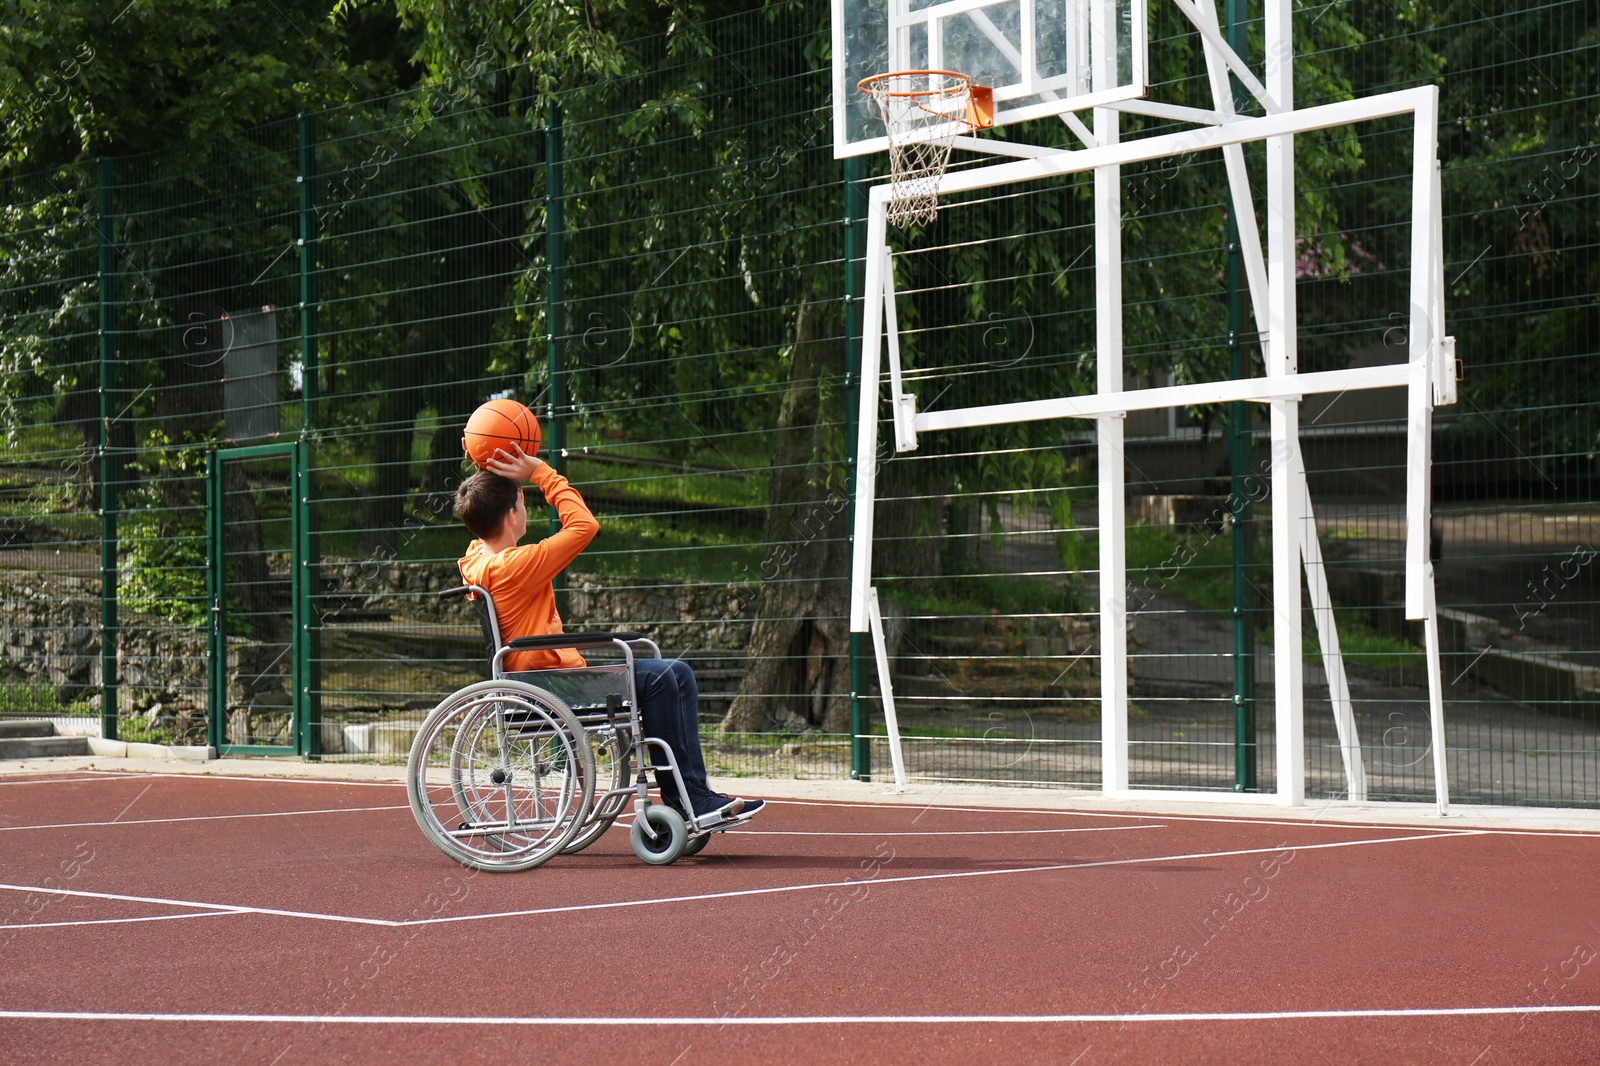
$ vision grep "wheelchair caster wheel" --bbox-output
[681,833,710,858]
[630,805,687,865]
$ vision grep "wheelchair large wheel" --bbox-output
[406,680,594,872]
[561,727,633,856]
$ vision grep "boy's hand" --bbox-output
[484,443,544,481]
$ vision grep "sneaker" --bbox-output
[689,791,764,822]
[655,783,723,820]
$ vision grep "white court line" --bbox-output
[0,771,405,790]
[1469,828,1600,839]
[2,1004,1596,1026]
[0,830,1476,933]
[0,774,162,788]
[768,799,1600,838]
[128,772,406,789]
[741,826,1163,838]
[765,799,1495,835]
[0,883,394,929]
[0,805,410,833]
[0,911,239,931]
[405,830,1481,927]
[770,799,1600,839]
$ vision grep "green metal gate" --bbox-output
[207,442,314,756]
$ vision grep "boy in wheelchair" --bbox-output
[453,444,763,826]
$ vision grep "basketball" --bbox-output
[462,398,541,469]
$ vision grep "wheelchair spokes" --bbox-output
[406,681,594,872]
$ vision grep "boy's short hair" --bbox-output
[454,471,520,540]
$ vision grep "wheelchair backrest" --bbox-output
[444,584,502,673]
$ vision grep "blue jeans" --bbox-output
[510,658,712,798]
[631,658,711,798]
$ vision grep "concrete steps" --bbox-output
[0,719,91,759]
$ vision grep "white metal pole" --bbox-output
[867,588,909,791]
[1423,567,1450,815]
[1094,0,1129,793]
[850,194,890,634]
[1294,448,1367,802]
[1194,0,1271,365]
[929,88,1435,197]
[881,247,918,453]
[1265,0,1303,804]
[1406,87,1441,621]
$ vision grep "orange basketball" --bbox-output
[462,398,541,469]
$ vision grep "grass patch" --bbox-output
[117,718,177,745]
[564,454,766,513]
[1126,523,1239,614]
[1126,523,1423,668]
[577,515,763,582]
[1310,611,1425,670]
[886,574,1082,617]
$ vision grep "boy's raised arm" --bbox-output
[529,462,599,573]
[485,444,598,579]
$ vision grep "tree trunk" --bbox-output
[718,297,852,735]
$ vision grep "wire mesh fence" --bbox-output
[0,1,1595,806]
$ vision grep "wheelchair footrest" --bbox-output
[690,810,758,834]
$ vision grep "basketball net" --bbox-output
[859,71,992,227]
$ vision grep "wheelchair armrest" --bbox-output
[439,586,472,601]
[505,630,647,651]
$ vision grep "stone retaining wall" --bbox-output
[0,572,211,740]
[1,562,758,738]
[319,558,754,656]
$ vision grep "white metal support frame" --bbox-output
[866,588,910,791]
[1262,0,1305,806]
[1092,0,1130,794]
[845,81,1457,808]
[1295,438,1368,803]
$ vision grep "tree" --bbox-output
[1,0,419,452]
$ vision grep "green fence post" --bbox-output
[1226,0,1257,792]
[96,157,119,742]
[206,450,223,751]
[298,112,322,758]
[844,156,870,780]
[545,99,569,617]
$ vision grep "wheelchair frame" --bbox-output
[404,584,752,871]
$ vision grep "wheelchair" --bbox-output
[404,584,754,871]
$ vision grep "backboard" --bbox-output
[832,0,1149,158]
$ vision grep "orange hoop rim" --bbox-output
[857,69,973,98]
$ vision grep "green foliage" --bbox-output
[118,430,209,627]
[1307,612,1425,671]
[889,574,1079,619]
[0,0,416,170]
[116,716,176,745]
[0,680,93,717]
[1127,523,1423,668]
[1127,523,1239,615]
[581,514,762,582]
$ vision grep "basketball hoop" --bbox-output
[858,70,994,227]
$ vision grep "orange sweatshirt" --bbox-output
[458,463,599,671]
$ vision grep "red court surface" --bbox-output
[1,769,1598,1064]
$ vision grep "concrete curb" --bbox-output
[0,756,1595,833]
[84,738,216,761]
